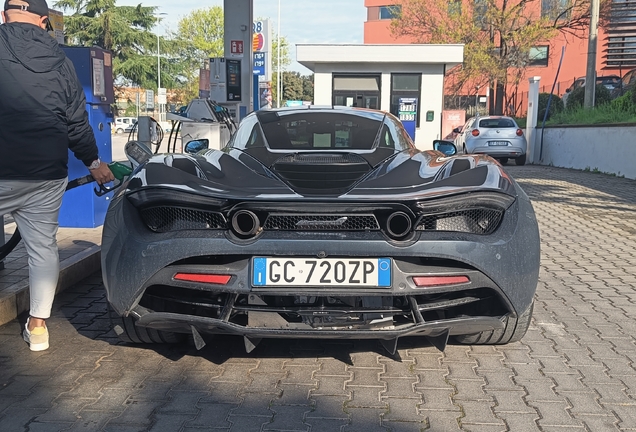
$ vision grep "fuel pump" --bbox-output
[58,46,115,228]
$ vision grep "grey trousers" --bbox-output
[0,179,67,319]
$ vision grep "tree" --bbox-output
[175,7,224,59]
[269,72,314,105]
[302,74,314,102]
[168,7,224,102]
[391,0,607,114]
[270,35,293,106]
[272,35,291,73]
[54,0,161,91]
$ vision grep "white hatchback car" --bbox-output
[453,116,527,165]
[112,117,137,134]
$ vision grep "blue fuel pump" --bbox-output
[58,46,114,228]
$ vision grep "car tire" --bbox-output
[108,305,185,344]
[498,157,509,165]
[454,300,534,345]
[116,128,124,134]
[515,155,527,166]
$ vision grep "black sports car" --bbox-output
[102,107,540,354]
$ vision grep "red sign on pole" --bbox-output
[230,40,244,56]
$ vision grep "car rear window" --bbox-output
[479,118,516,128]
[260,113,383,150]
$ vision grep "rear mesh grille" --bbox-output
[416,208,504,235]
[272,153,370,194]
[140,207,226,232]
[264,214,380,231]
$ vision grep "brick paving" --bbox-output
[0,165,635,431]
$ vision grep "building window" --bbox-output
[333,75,381,109]
[529,46,549,66]
[448,0,462,15]
[390,74,422,127]
[474,0,488,28]
[379,5,402,20]
[604,1,636,68]
[541,0,571,20]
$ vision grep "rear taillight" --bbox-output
[174,273,232,285]
[412,275,470,287]
[471,129,480,137]
[516,129,523,136]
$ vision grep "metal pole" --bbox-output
[584,0,600,108]
[277,0,281,108]
[157,33,161,121]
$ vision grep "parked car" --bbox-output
[453,115,527,165]
[102,106,540,354]
[562,75,621,106]
[610,68,636,99]
[112,117,138,134]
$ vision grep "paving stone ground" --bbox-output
[0,165,635,432]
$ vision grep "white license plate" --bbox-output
[488,141,509,146]
[252,257,391,287]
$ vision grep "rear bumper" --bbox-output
[135,310,505,340]
[472,146,526,158]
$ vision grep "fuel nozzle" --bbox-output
[108,161,133,181]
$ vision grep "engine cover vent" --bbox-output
[272,153,370,195]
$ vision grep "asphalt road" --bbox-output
[1,164,635,431]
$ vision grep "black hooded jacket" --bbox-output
[0,22,98,180]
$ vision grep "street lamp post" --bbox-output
[277,0,281,108]
[157,33,160,91]
[154,12,167,122]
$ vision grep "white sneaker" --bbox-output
[23,317,49,351]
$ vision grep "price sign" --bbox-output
[253,52,266,75]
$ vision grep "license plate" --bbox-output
[252,257,391,287]
[488,141,509,146]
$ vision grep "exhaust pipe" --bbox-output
[231,210,261,237]
[386,212,412,239]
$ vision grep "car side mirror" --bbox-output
[433,140,457,156]
[184,139,209,154]
[452,127,461,134]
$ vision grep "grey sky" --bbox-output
[115,0,367,73]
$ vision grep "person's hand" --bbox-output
[89,162,116,185]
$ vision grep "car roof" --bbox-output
[471,115,515,120]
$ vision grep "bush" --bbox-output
[567,84,612,109]
[610,91,635,113]
[537,93,564,122]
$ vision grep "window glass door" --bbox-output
[333,75,381,109]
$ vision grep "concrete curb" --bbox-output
[0,245,101,326]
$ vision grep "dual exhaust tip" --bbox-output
[230,210,413,239]
[231,210,261,238]
[385,211,412,239]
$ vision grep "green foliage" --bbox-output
[54,0,160,89]
[175,7,224,59]
[272,35,292,73]
[271,72,314,106]
[566,84,612,109]
[537,93,564,122]
[547,101,636,125]
[610,91,636,113]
